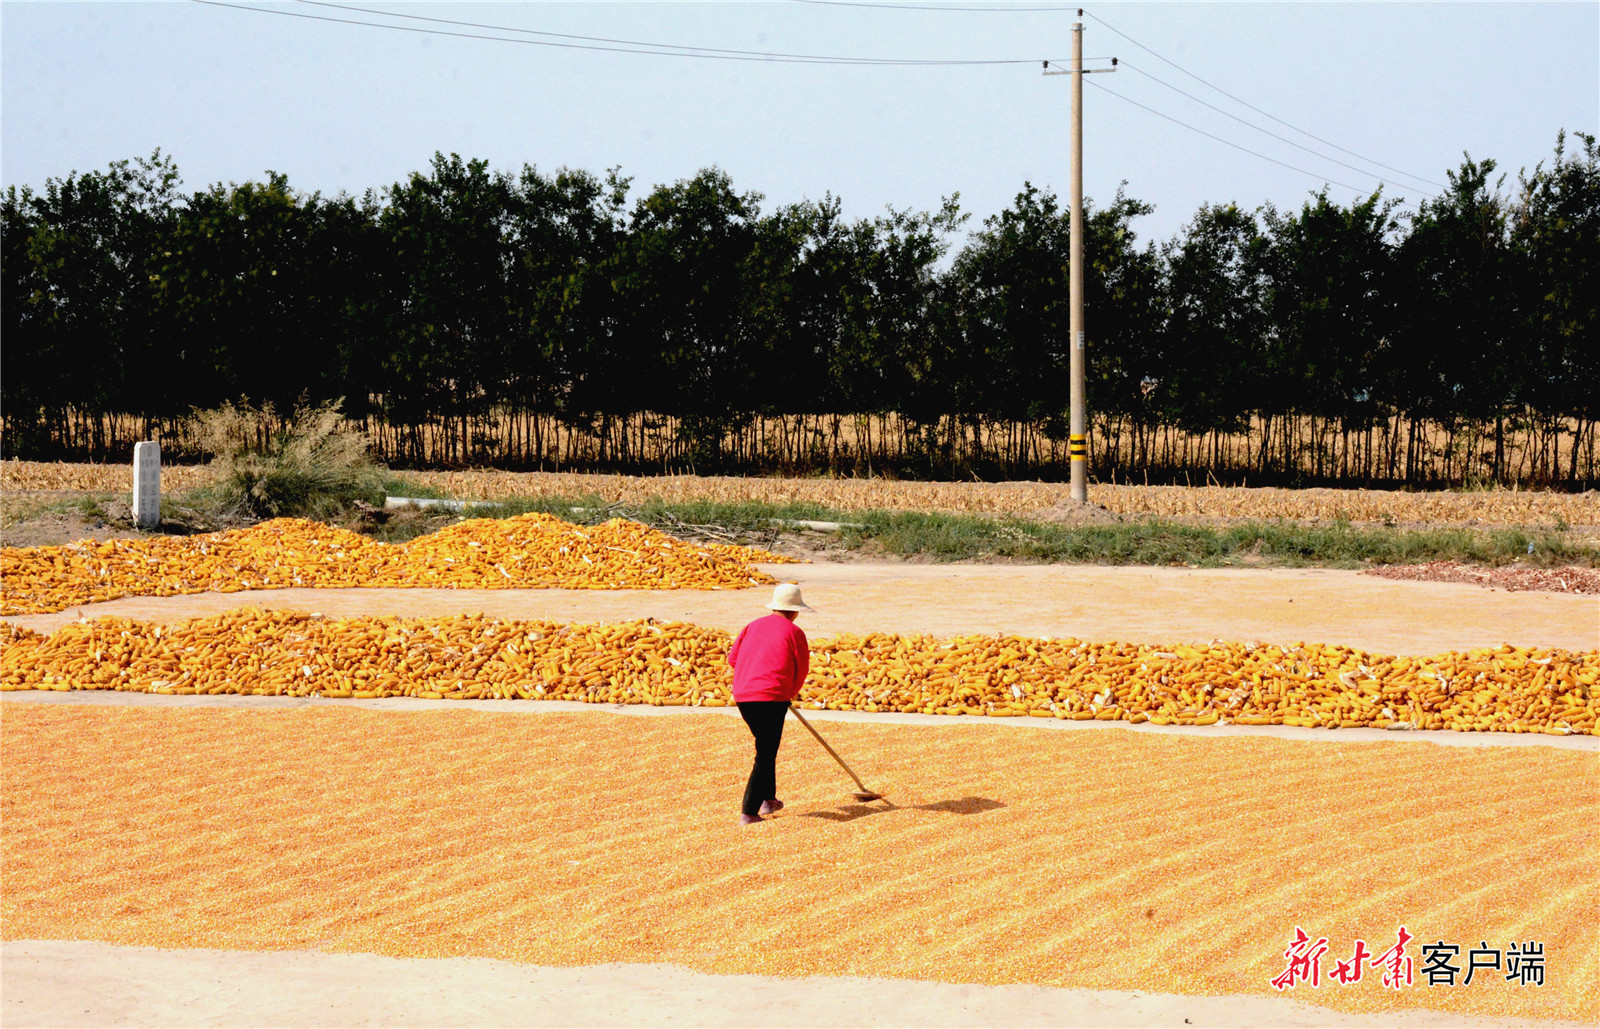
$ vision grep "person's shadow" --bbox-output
[801,796,1004,823]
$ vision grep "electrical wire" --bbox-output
[1085,78,1376,196]
[795,1,1081,11]
[1081,9,1448,189]
[201,0,1430,197]
[301,0,1005,62]
[193,0,1053,66]
[1118,59,1435,199]
[794,0,1444,191]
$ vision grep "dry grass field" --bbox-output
[4,459,1594,527]
[1,459,216,494]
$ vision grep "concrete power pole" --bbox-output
[1045,17,1115,504]
[1069,21,1087,504]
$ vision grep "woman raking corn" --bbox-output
[726,583,814,825]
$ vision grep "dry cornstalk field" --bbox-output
[3,704,1595,1023]
[20,408,1595,486]
[0,514,791,616]
[1,459,216,495]
[4,459,1594,526]
[3,610,1593,735]
[405,470,1600,525]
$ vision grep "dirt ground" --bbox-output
[7,561,1596,656]
[1366,561,1600,595]
[4,940,1583,1029]
[0,496,143,549]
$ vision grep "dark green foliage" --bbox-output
[3,137,1596,486]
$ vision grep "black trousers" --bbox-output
[737,700,789,817]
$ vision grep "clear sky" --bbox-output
[2,1,1595,247]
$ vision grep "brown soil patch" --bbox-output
[0,492,221,549]
[1032,500,1128,526]
[1366,562,1600,596]
[0,492,163,549]
[0,508,143,549]
[3,704,1595,1023]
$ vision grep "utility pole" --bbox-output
[1045,16,1115,503]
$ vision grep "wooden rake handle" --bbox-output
[788,703,875,797]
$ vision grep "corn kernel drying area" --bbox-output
[4,611,1596,733]
[2,704,1596,1024]
[2,511,1597,1025]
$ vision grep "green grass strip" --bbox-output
[441,496,1596,569]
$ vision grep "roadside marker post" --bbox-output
[133,441,160,530]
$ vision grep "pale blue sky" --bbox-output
[2,1,1595,245]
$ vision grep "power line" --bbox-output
[795,0,1446,190]
[302,0,1002,63]
[193,0,1053,66]
[199,0,1427,198]
[1081,9,1448,190]
[1118,59,1436,198]
[1085,78,1373,196]
[795,1,1080,11]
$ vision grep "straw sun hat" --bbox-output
[765,582,815,613]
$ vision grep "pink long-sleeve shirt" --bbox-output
[726,613,810,703]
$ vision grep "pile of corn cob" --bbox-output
[0,515,792,616]
[3,610,1591,734]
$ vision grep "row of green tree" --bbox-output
[3,134,1595,484]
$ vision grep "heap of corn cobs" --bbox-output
[2,611,1592,734]
[0,515,793,615]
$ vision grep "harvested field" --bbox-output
[4,460,1593,527]
[0,514,790,616]
[1,460,216,495]
[3,611,1594,734]
[2,703,1595,1023]
[401,472,1598,527]
[1366,562,1600,596]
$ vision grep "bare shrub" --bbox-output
[193,398,389,519]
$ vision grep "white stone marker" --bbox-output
[132,441,161,529]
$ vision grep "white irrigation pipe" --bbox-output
[767,519,866,532]
[383,497,476,512]
[568,507,865,532]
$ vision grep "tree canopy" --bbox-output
[4,135,1596,485]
